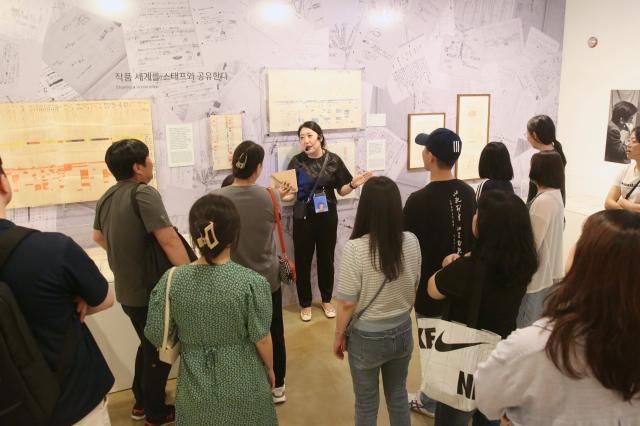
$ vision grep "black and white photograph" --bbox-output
[605,89,640,164]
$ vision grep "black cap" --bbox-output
[415,128,462,167]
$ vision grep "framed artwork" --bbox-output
[407,112,446,170]
[456,94,490,180]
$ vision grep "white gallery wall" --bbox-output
[557,0,638,258]
[558,0,636,203]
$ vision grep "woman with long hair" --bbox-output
[518,151,565,327]
[476,209,640,424]
[214,140,289,403]
[145,194,277,425]
[426,191,538,426]
[333,176,421,426]
[525,115,567,203]
[285,121,371,322]
[605,126,640,212]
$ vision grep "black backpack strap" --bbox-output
[0,226,38,270]
[130,182,144,222]
[0,225,76,386]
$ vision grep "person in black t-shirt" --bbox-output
[427,191,538,426]
[284,121,371,322]
[403,128,476,417]
[0,156,115,425]
[475,142,514,201]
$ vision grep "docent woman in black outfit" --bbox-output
[285,121,371,322]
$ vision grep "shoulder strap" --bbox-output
[352,276,389,323]
[0,225,75,385]
[625,176,640,200]
[162,267,176,349]
[130,183,144,222]
[475,180,486,202]
[267,188,287,255]
[0,226,38,270]
[306,152,330,203]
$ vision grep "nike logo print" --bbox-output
[434,331,487,352]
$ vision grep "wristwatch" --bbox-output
[349,181,356,189]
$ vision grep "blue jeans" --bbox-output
[435,403,499,426]
[347,318,413,426]
[517,286,551,328]
[415,313,438,414]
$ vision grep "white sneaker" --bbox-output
[408,392,435,417]
[272,385,286,404]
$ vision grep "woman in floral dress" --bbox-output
[145,194,278,425]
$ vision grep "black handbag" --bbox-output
[293,153,329,220]
[130,184,197,290]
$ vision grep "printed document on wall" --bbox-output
[166,124,195,167]
[209,114,243,170]
[0,100,154,208]
[267,69,362,133]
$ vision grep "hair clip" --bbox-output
[235,152,248,169]
[196,222,219,250]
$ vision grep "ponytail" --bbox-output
[553,140,567,166]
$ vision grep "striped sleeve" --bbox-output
[336,239,361,302]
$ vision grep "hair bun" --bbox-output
[235,152,247,169]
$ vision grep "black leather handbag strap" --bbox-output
[305,153,330,203]
[625,178,640,200]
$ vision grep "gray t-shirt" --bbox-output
[212,185,281,292]
[94,181,172,307]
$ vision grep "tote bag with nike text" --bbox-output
[417,263,501,412]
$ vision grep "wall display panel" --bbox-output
[0,99,154,208]
[209,113,243,170]
[407,113,446,170]
[267,69,362,133]
[456,94,490,180]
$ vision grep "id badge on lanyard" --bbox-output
[313,191,328,214]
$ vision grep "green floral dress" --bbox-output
[145,262,277,425]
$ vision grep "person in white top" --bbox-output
[476,209,640,425]
[518,151,564,328]
[333,176,421,426]
[605,126,640,211]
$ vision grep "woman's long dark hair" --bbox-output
[350,176,403,281]
[543,210,640,401]
[473,191,537,288]
[527,115,567,165]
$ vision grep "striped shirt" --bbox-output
[336,232,421,331]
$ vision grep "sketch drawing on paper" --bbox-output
[267,69,362,133]
[0,100,154,208]
[209,113,243,170]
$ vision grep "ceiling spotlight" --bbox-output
[368,8,402,27]
[259,2,294,24]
